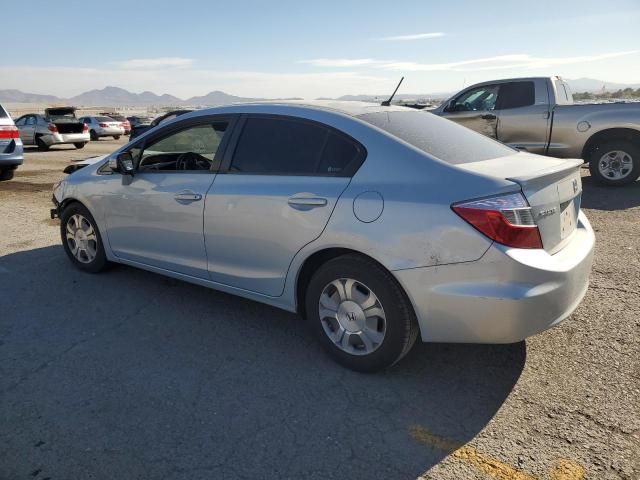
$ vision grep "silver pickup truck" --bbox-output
[432,76,640,186]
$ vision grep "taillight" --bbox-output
[82,123,89,132]
[48,123,58,133]
[452,192,543,249]
[99,123,108,127]
[0,125,20,139]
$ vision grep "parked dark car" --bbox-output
[129,109,193,140]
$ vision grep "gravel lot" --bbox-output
[1,139,638,480]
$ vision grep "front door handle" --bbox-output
[481,114,497,120]
[288,196,328,209]
[174,191,202,203]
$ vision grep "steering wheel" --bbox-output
[175,152,209,171]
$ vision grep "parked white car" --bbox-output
[80,116,125,141]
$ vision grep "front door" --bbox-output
[204,115,365,296]
[102,120,231,278]
[439,84,500,138]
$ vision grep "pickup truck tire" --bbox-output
[113,135,121,140]
[60,203,109,273]
[36,137,49,151]
[74,142,87,149]
[0,169,15,181]
[588,141,640,186]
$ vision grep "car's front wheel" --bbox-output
[60,203,109,273]
[90,130,98,141]
[305,254,419,372]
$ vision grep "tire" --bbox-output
[74,142,87,149]
[113,135,121,140]
[60,203,109,273]
[90,130,98,141]
[36,137,49,151]
[305,254,419,372]
[0,169,14,181]
[588,140,640,186]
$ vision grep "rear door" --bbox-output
[21,115,37,144]
[495,80,551,154]
[439,84,500,138]
[204,114,365,296]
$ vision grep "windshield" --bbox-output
[358,110,515,165]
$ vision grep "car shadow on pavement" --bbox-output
[581,175,640,210]
[1,246,525,480]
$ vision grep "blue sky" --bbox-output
[3,0,640,98]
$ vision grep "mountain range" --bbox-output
[0,78,638,107]
[0,86,269,107]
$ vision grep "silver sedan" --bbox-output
[51,101,594,371]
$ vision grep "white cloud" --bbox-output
[380,32,446,41]
[304,51,640,73]
[114,57,194,69]
[299,58,388,68]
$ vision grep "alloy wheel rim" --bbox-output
[66,214,98,264]
[598,150,633,180]
[318,278,386,356]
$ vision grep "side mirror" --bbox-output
[116,151,135,175]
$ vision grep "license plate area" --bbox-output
[559,195,579,240]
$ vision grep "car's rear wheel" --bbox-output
[113,135,121,140]
[36,137,49,151]
[90,130,98,141]
[0,169,14,181]
[74,142,87,149]
[588,140,640,186]
[305,254,419,372]
[60,203,109,273]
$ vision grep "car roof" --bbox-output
[184,100,409,119]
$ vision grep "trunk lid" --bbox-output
[458,152,583,253]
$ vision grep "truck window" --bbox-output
[496,82,535,110]
[448,85,499,112]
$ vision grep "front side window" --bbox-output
[230,117,362,175]
[496,81,535,110]
[137,122,228,172]
[449,85,499,112]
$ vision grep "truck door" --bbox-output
[438,84,499,138]
[495,80,551,155]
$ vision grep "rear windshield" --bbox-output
[96,116,116,122]
[358,110,515,164]
[0,105,7,118]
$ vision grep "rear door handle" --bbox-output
[288,196,328,209]
[174,190,202,202]
[481,114,497,120]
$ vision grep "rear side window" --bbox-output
[0,105,7,118]
[359,110,514,165]
[496,82,535,110]
[230,117,362,175]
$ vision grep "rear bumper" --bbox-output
[96,127,124,136]
[0,139,24,168]
[43,132,90,146]
[394,211,595,343]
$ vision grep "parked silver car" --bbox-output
[0,103,23,180]
[15,108,90,151]
[51,102,594,371]
[79,116,125,140]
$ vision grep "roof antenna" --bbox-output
[381,77,404,106]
